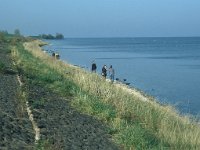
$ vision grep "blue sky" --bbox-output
[0,0,200,37]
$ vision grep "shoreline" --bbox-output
[21,39,200,149]
[25,40,151,102]
[29,39,198,117]
[42,37,200,116]
[29,40,198,117]
[36,40,189,114]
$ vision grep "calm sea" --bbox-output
[44,37,200,116]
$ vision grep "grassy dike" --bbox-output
[11,37,200,149]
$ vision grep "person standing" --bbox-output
[91,61,97,73]
[52,52,55,58]
[101,65,107,79]
[109,65,115,82]
[55,53,60,59]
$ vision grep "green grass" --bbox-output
[11,38,200,150]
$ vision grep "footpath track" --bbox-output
[0,46,34,149]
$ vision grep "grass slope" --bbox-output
[12,38,200,150]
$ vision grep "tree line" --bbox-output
[39,33,64,39]
[0,29,64,40]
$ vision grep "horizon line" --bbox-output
[28,35,200,38]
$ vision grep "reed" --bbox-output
[12,40,200,149]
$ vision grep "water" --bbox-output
[44,37,200,116]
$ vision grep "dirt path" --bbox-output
[0,44,34,149]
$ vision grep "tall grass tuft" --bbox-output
[12,40,200,149]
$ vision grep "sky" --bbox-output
[0,0,200,37]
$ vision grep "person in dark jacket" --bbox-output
[101,65,107,79]
[52,52,55,58]
[91,61,97,73]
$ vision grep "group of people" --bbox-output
[91,61,115,82]
[52,52,60,59]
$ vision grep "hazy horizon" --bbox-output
[1,0,200,37]
[40,36,200,38]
